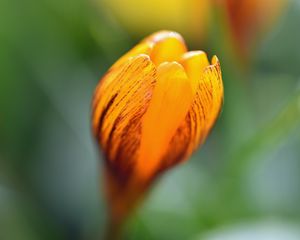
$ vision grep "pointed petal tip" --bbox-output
[157,61,189,82]
[202,55,221,74]
[158,60,185,70]
[149,32,187,65]
[180,51,210,69]
[211,55,220,65]
[182,50,207,58]
[144,30,186,45]
[111,42,153,70]
[130,53,151,61]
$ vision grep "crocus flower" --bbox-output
[92,31,223,233]
[217,0,287,60]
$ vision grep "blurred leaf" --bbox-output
[198,220,300,240]
[226,87,300,178]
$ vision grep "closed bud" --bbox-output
[92,31,224,228]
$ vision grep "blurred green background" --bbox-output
[1,0,300,239]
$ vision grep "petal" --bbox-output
[187,56,224,152]
[111,31,187,71]
[147,31,187,66]
[180,51,210,94]
[155,113,193,173]
[92,54,156,178]
[142,31,185,45]
[137,61,193,179]
[111,41,153,70]
[152,55,220,171]
[92,55,157,222]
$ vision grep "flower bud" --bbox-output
[218,0,287,59]
[92,31,224,223]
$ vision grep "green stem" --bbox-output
[104,215,125,240]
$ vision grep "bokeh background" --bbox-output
[1,0,300,239]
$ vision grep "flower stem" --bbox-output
[104,215,125,240]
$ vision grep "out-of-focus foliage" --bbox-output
[0,0,300,239]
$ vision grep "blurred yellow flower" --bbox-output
[100,0,211,44]
[92,31,223,226]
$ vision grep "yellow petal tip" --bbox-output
[211,55,219,65]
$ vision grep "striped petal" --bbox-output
[111,41,153,70]
[187,56,224,152]
[92,54,156,181]
[156,54,223,168]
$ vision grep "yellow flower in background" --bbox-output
[92,31,223,227]
[218,0,288,59]
[100,0,211,44]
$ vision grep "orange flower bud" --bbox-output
[92,31,223,226]
[218,0,287,59]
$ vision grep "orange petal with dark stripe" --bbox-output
[92,54,156,174]
[187,56,223,152]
